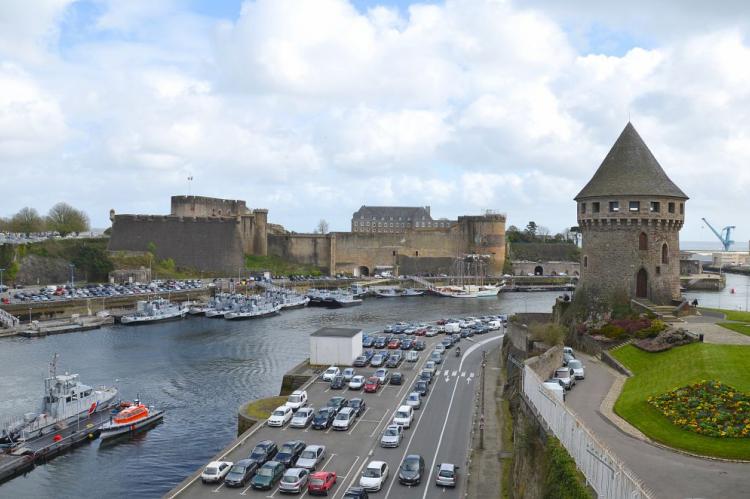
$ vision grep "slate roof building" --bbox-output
[576,123,688,304]
[351,206,455,233]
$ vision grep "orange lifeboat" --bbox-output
[100,399,164,440]
[113,404,149,425]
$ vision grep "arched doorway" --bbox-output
[534,265,543,276]
[636,268,648,298]
[358,266,370,277]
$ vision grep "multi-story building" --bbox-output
[351,206,455,233]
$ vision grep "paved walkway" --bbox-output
[682,313,750,345]
[566,354,750,499]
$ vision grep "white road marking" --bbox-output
[460,371,466,377]
[320,452,337,470]
[452,370,458,377]
[340,455,360,478]
[211,483,224,493]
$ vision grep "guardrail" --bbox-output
[523,365,652,499]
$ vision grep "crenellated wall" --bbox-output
[171,195,248,217]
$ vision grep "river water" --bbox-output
[0,292,558,498]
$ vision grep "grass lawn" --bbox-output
[702,307,750,322]
[612,343,750,459]
[718,322,750,337]
[242,396,287,421]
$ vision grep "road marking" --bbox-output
[211,483,224,493]
[460,371,466,377]
[452,370,458,377]
[368,411,387,438]
[420,334,504,499]
[340,455,360,479]
[337,449,372,499]
[240,483,254,495]
[320,452,336,470]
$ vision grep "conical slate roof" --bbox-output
[575,123,688,200]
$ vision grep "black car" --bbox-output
[330,375,345,390]
[419,370,432,384]
[312,408,335,429]
[400,339,413,350]
[398,454,425,485]
[386,354,402,368]
[225,459,259,487]
[251,461,285,490]
[326,396,348,413]
[349,398,367,417]
[362,336,374,348]
[373,337,387,349]
[343,487,370,498]
[414,380,429,396]
[353,355,368,367]
[362,350,375,361]
[275,440,307,468]
[248,440,278,466]
[413,340,426,351]
[390,372,403,385]
[441,338,453,349]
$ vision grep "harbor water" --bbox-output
[0,292,557,498]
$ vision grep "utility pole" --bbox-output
[69,264,75,289]
[479,349,487,450]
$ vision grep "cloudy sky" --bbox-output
[1,0,749,243]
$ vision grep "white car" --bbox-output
[290,407,315,428]
[360,460,389,492]
[568,359,585,379]
[332,407,357,431]
[423,361,436,375]
[405,392,421,410]
[405,351,419,363]
[201,460,232,484]
[542,379,566,402]
[392,405,414,429]
[342,367,356,381]
[285,390,308,411]
[267,405,293,427]
[425,327,438,337]
[321,366,340,382]
[349,375,366,390]
[434,344,446,354]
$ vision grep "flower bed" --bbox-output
[648,380,750,438]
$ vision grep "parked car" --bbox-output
[342,367,356,382]
[423,361,436,375]
[312,408,336,429]
[321,366,340,382]
[388,338,401,349]
[359,461,389,492]
[434,344,446,355]
[413,340,426,351]
[201,460,232,484]
[248,440,278,466]
[374,368,390,384]
[553,367,575,390]
[542,378,566,402]
[430,351,443,364]
[435,463,458,487]
[349,398,367,417]
[420,370,434,384]
[285,390,308,411]
[568,359,585,379]
[308,471,337,496]
[398,454,425,485]
[392,405,414,428]
[405,351,419,362]
[414,380,429,396]
[330,375,346,390]
[353,356,368,368]
[333,407,357,431]
[386,353,402,368]
[251,461,285,490]
[276,440,307,468]
[370,354,385,367]
[279,467,310,494]
[296,445,326,471]
[390,372,403,385]
[343,486,369,499]
[290,407,315,428]
[268,405,293,427]
[364,376,380,393]
[373,337,387,349]
[224,459,258,487]
[380,424,403,448]
[405,392,421,410]
[349,375,366,390]
[326,396,348,414]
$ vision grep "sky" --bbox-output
[1,0,749,245]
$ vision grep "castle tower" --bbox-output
[575,123,688,305]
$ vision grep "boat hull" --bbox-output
[100,411,164,440]
[121,311,186,325]
[224,308,281,320]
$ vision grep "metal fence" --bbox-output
[523,365,653,499]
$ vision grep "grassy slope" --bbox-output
[244,255,323,276]
[242,396,287,421]
[612,343,750,459]
[717,322,750,337]
[702,307,750,322]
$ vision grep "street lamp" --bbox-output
[69,264,75,289]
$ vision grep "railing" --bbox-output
[523,365,653,499]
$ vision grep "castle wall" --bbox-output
[108,215,245,272]
[170,195,248,217]
[267,234,332,272]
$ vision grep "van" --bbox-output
[542,379,565,402]
[444,323,460,333]
[393,405,414,428]
[487,320,501,330]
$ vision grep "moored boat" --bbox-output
[100,399,164,440]
[120,298,187,325]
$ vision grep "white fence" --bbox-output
[523,365,652,499]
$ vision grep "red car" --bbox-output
[436,319,447,325]
[387,339,401,349]
[308,471,337,495]
[414,328,427,336]
[364,376,380,393]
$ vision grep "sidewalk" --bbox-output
[683,313,750,345]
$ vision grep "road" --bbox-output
[170,329,504,499]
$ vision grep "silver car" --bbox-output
[405,392,421,410]
[290,407,314,428]
[279,468,309,493]
[295,445,326,471]
[380,424,403,448]
[435,463,458,487]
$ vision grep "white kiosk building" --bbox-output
[309,327,363,366]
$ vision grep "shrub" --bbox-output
[543,437,592,499]
[529,322,566,346]
[635,319,667,339]
[598,323,627,340]
[611,318,651,335]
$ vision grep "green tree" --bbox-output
[0,217,9,232]
[46,202,90,236]
[525,221,538,238]
[10,207,45,235]
[72,245,114,282]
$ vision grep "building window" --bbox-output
[680,203,684,214]
[656,265,661,275]
[354,222,358,227]
[592,202,600,213]
[580,203,586,214]
[662,243,669,264]
[668,202,675,213]
[415,250,419,256]
[583,256,588,268]
[639,232,648,250]
[609,201,619,212]
[650,201,660,213]
[629,201,640,212]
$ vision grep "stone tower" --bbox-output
[575,123,688,305]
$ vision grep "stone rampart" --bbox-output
[267,234,332,272]
[108,215,245,272]
[170,195,248,217]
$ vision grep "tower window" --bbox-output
[656,266,661,275]
[639,232,648,250]
[592,202,600,213]
[583,256,588,268]
[580,203,586,214]
[680,203,684,215]
[662,243,669,264]
[609,201,619,212]
[668,202,675,213]
[650,201,660,213]
[629,201,640,212]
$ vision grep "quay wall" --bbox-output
[108,215,245,273]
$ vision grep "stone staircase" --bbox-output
[630,298,685,324]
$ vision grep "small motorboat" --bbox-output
[100,399,164,440]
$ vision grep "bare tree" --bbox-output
[315,219,329,234]
[10,207,45,235]
[537,225,551,242]
[46,202,90,236]
[0,217,9,232]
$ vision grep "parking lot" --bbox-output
[170,324,505,499]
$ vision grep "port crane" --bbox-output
[701,218,735,251]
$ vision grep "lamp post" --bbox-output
[69,264,76,289]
